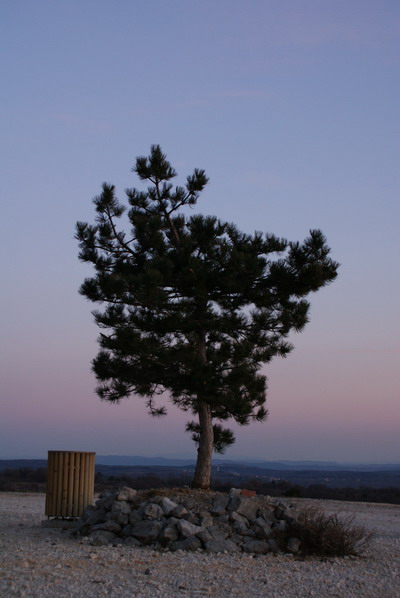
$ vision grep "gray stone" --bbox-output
[242,539,270,554]
[274,505,290,520]
[82,505,96,519]
[120,524,134,537]
[160,497,178,514]
[117,487,138,502]
[170,536,202,552]
[131,520,164,544]
[111,501,131,515]
[214,513,229,523]
[287,537,301,554]
[204,539,241,553]
[232,521,255,537]
[116,513,129,526]
[97,492,116,509]
[199,511,213,528]
[84,507,107,526]
[144,495,163,504]
[229,511,248,525]
[159,524,179,542]
[98,490,113,499]
[267,538,280,553]
[280,508,298,524]
[181,497,198,510]
[230,533,246,545]
[76,508,107,535]
[258,508,276,524]
[166,516,180,526]
[105,510,129,525]
[272,520,288,532]
[252,516,272,539]
[227,495,241,513]
[89,530,117,546]
[177,519,203,538]
[129,508,145,524]
[144,503,164,520]
[210,505,226,517]
[197,527,226,545]
[196,529,213,544]
[186,512,202,526]
[207,523,231,540]
[214,494,230,507]
[236,500,259,521]
[229,488,241,497]
[92,520,122,534]
[170,504,188,518]
[211,495,229,515]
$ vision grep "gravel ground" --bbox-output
[0,492,399,598]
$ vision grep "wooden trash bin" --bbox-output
[45,451,95,518]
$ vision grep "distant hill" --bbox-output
[1,455,399,472]
[96,455,195,467]
[0,459,47,470]
[1,456,399,490]
[95,455,400,472]
[0,455,400,472]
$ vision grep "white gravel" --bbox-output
[0,492,399,597]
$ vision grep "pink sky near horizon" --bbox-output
[1,1,399,463]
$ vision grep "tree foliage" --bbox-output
[76,145,339,487]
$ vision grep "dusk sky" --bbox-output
[1,1,399,463]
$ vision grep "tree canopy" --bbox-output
[76,145,339,488]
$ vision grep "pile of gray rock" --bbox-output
[74,487,302,555]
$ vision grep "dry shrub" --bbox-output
[277,505,374,557]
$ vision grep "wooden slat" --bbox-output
[72,452,81,518]
[45,451,95,518]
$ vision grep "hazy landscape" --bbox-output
[2,457,399,504]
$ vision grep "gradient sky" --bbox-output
[1,1,399,462]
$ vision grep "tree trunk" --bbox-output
[192,400,214,489]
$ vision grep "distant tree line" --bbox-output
[1,468,399,505]
[0,468,47,492]
[239,477,400,504]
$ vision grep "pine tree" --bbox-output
[76,145,339,489]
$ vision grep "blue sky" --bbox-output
[1,0,399,462]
